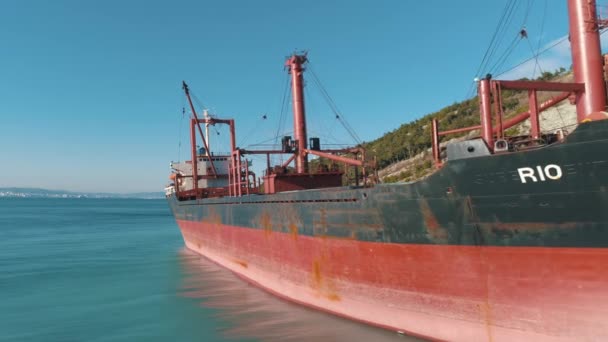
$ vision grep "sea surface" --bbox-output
[0,198,421,341]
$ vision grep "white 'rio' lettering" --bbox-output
[544,164,563,180]
[536,166,546,181]
[517,164,563,183]
[517,167,537,183]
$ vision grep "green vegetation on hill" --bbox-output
[364,68,569,182]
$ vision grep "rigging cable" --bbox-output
[190,92,208,113]
[488,0,535,76]
[472,0,511,80]
[304,82,345,147]
[302,85,343,147]
[466,0,520,99]
[176,85,188,162]
[522,0,535,28]
[247,134,295,148]
[307,63,363,145]
[302,85,324,143]
[209,124,227,154]
[273,72,291,165]
[522,0,548,79]
[483,0,521,74]
[533,0,549,78]
[488,30,525,75]
[239,113,269,148]
[473,0,519,79]
[494,35,569,78]
[526,33,543,78]
[274,72,290,143]
[525,36,568,130]
[177,106,185,162]
[522,0,569,132]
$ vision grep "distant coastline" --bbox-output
[0,187,164,199]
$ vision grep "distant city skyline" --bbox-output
[0,0,594,192]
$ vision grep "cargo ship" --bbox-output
[166,0,608,340]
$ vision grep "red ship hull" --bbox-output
[177,218,608,341]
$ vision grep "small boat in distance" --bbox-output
[166,1,608,340]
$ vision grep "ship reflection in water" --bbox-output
[178,249,424,342]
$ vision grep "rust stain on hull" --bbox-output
[260,211,273,237]
[480,301,494,342]
[419,198,449,243]
[310,258,341,301]
[206,207,223,228]
[232,259,249,268]
[289,222,298,240]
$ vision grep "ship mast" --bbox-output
[286,54,309,174]
[568,0,607,120]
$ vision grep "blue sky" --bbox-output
[0,0,591,192]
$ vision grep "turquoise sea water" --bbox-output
[0,198,420,341]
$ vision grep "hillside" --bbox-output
[365,69,577,183]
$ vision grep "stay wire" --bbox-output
[190,92,208,114]
[534,0,549,76]
[473,0,512,79]
[177,90,186,162]
[482,0,520,76]
[466,0,519,99]
[303,85,326,144]
[473,0,518,79]
[491,0,536,77]
[488,31,524,76]
[178,107,185,162]
[271,73,291,165]
[524,34,567,128]
[274,73,290,146]
[239,113,269,148]
[495,35,568,78]
[522,0,535,28]
[526,35,543,79]
[307,63,362,145]
[247,132,295,147]
[303,85,348,147]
